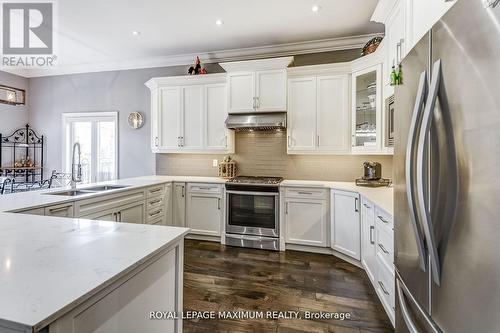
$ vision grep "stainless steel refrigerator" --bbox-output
[394,0,500,332]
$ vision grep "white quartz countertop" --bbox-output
[281,180,393,215]
[0,213,189,331]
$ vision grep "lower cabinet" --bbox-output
[117,201,145,224]
[186,184,223,236]
[284,197,328,247]
[172,182,186,227]
[330,189,361,260]
[361,197,377,282]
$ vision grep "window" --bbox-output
[62,112,118,184]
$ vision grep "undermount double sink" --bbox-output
[45,185,130,197]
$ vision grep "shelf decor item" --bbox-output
[187,56,207,75]
[0,84,26,105]
[218,155,237,178]
[0,124,44,182]
[361,36,383,57]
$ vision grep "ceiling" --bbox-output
[4,0,383,77]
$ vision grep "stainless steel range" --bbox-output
[225,176,283,251]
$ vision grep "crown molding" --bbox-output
[145,73,226,90]
[2,33,383,78]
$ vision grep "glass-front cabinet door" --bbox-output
[351,64,382,152]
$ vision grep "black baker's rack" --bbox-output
[0,124,44,182]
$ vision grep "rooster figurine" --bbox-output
[188,56,207,75]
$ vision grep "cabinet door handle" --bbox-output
[113,212,118,221]
[400,38,405,60]
[379,281,390,295]
[252,97,256,109]
[155,137,159,147]
[117,211,122,222]
[396,42,401,65]
[225,135,228,148]
[377,215,389,224]
[217,198,221,210]
[317,135,320,146]
[256,97,260,109]
[379,243,390,254]
[285,202,288,214]
[370,225,375,244]
[287,135,291,147]
[182,186,185,197]
[354,197,359,212]
[177,136,180,147]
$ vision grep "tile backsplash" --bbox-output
[156,132,393,181]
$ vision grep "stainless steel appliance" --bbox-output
[225,176,282,250]
[385,95,395,147]
[394,1,500,332]
[363,161,382,180]
[225,112,286,131]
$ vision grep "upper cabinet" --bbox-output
[145,74,235,154]
[351,63,384,153]
[287,64,350,154]
[220,57,293,114]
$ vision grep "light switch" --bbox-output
[212,159,218,167]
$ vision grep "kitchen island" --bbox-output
[0,213,188,333]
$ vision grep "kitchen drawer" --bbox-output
[147,195,165,211]
[146,184,165,198]
[146,206,165,223]
[376,226,394,271]
[375,206,393,234]
[361,197,375,217]
[284,187,328,200]
[149,214,166,226]
[376,256,395,315]
[187,183,222,194]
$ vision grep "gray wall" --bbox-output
[28,63,223,178]
[0,71,29,135]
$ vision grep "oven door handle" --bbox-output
[226,190,279,196]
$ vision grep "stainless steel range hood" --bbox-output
[225,113,287,131]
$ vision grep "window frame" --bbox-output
[61,111,119,183]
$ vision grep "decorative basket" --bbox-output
[218,161,237,179]
[361,36,383,57]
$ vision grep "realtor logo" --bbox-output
[2,2,53,54]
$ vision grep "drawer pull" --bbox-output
[378,215,389,224]
[149,210,162,218]
[379,281,390,295]
[297,191,313,195]
[363,203,372,209]
[48,206,72,213]
[217,198,221,210]
[370,226,375,244]
[379,244,390,254]
[149,199,162,205]
[150,188,162,194]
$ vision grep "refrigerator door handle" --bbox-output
[405,70,428,271]
[417,59,443,286]
[397,277,443,333]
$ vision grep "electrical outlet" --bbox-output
[212,159,218,167]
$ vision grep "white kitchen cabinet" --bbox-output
[206,84,232,151]
[351,64,383,153]
[145,74,234,154]
[361,197,377,282]
[285,197,328,247]
[287,77,317,151]
[45,203,74,218]
[385,0,407,85]
[172,182,186,227]
[117,201,145,224]
[316,75,349,152]
[411,0,455,47]
[186,184,223,237]
[227,72,255,113]
[220,57,293,114]
[331,189,361,260]
[158,87,181,150]
[182,85,204,150]
[287,64,350,154]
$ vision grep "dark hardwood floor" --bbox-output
[183,240,394,333]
